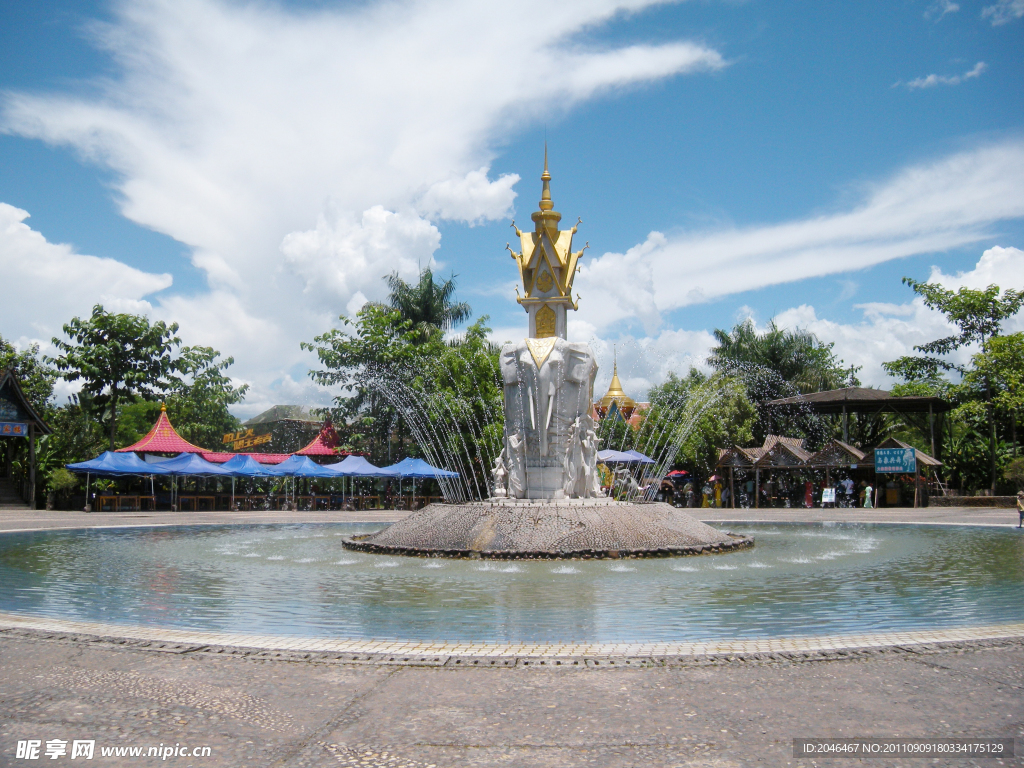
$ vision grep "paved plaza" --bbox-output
[1,507,1022,767]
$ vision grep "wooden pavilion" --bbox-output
[768,386,952,459]
[0,369,52,509]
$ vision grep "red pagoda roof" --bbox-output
[296,419,348,457]
[116,404,209,454]
[201,452,292,464]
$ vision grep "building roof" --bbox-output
[243,404,320,426]
[201,451,292,464]
[116,404,207,454]
[755,441,813,468]
[295,419,347,457]
[0,369,51,435]
[768,386,952,415]
[808,439,867,467]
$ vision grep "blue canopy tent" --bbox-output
[381,457,459,479]
[67,451,168,476]
[148,452,233,510]
[67,451,170,511]
[378,457,459,506]
[219,453,281,509]
[271,455,343,508]
[219,454,279,477]
[272,455,339,478]
[597,449,655,464]
[623,450,656,464]
[597,449,634,463]
[325,455,396,477]
[321,455,397,508]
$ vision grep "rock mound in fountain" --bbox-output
[343,501,753,559]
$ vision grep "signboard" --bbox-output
[0,422,28,437]
[875,447,916,474]
[231,433,272,451]
[223,428,272,451]
[821,487,836,505]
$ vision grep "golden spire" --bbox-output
[538,143,553,212]
[599,352,636,412]
[531,145,561,229]
[160,402,167,412]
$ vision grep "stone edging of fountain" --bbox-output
[1,612,1022,666]
[341,532,754,559]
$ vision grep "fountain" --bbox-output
[345,153,752,559]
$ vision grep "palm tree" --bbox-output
[709,319,856,394]
[381,267,471,341]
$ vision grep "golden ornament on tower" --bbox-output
[506,147,587,339]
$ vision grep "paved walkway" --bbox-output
[1,506,1022,766]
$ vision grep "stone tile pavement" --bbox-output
[1,629,1021,767]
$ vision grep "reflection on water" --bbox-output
[0,523,1022,644]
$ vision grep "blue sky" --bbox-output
[1,0,1022,415]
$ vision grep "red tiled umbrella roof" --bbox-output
[201,452,292,464]
[296,419,348,457]
[116,404,209,454]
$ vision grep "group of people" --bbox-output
[662,475,879,509]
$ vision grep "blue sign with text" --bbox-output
[875,447,916,474]
[0,422,28,437]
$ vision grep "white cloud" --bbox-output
[982,0,1024,24]
[418,168,520,225]
[925,0,960,20]
[901,61,987,90]
[575,139,1024,336]
[0,202,171,343]
[281,206,440,311]
[772,246,1024,386]
[576,246,1024,394]
[1,0,724,407]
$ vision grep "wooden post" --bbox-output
[28,423,36,510]
[929,402,935,459]
[842,405,848,443]
[729,466,735,509]
[755,467,760,508]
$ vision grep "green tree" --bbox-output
[883,280,1024,491]
[303,302,502,497]
[378,267,471,342]
[165,346,248,448]
[640,369,757,474]
[708,318,859,443]
[48,305,181,450]
[0,334,57,416]
[967,332,1024,458]
[303,305,426,461]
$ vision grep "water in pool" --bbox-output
[0,522,1021,643]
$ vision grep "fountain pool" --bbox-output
[0,522,1021,644]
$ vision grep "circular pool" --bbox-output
[0,522,1021,644]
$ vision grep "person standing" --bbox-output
[864,482,874,509]
[1017,490,1024,528]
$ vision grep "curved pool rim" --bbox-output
[1,519,1022,659]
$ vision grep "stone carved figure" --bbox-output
[563,414,604,498]
[490,448,509,498]
[582,416,604,498]
[613,466,641,499]
[506,431,527,499]
[562,417,584,497]
[500,338,598,499]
